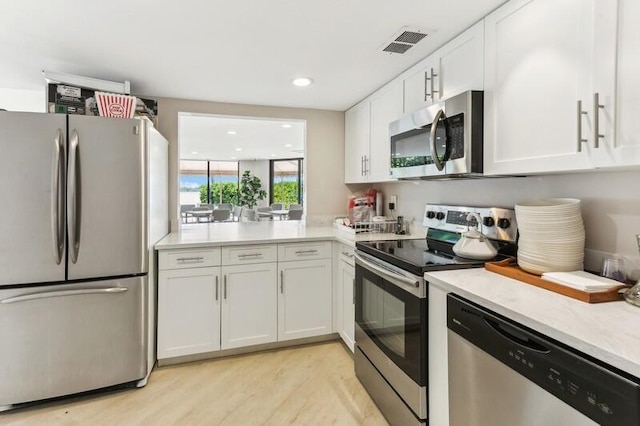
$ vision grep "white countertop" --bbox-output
[155,221,425,250]
[425,268,640,378]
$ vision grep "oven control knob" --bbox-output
[497,218,511,229]
[483,217,495,227]
[436,212,445,221]
[426,211,435,219]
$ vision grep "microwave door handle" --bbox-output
[429,109,446,171]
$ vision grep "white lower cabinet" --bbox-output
[157,241,335,363]
[221,263,278,349]
[336,247,355,352]
[278,258,332,341]
[158,249,222,359]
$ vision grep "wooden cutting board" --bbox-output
[485,258,626,303]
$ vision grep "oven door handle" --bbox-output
[354,252,420,288]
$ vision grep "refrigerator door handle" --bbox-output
[52,128,66,264]
[67,129,81,263]
[0,287,128,304]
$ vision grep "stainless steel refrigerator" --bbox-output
[0,111,168,410]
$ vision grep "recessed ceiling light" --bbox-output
[271,154,276,157]
[227,130,236,135]
[235,148,242,151]
[285,144,293,147]
[231,156,236,159]
[281,124,292,128]
[191,151,198,155]
[292,77,313,87]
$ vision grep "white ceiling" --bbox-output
[179,113,305,161]
[0,0,506,111]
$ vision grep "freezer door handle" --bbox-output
[52,128,66,264]
[67,129,81,263]
[0,287,128,304]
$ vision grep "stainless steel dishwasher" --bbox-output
[447,294,640,426]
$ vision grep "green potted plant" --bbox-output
[238,170,267,209]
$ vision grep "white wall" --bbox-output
[239,160,270,207]
[375,170,640,276]
[0,87,46,112]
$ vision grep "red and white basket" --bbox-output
[95,91,137,118]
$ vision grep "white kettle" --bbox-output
[452,212,498,260]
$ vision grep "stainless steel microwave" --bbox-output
[389,90,484,179]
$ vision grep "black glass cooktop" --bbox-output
[356,238,512,276]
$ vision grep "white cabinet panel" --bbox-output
[157,267,221,359]
[403,56,438,114]
[344,101,370,183]
[221,244,277,265]
[278,259,332,342]
[369,80,403,182]
[428,285,450,426]
[221,263,278,349]
[484,0,596,175]
[338,254,355,352]
[159,248,221,270]
[438,21,484,101]
[278,241,331,261]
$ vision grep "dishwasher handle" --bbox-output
[484,318,550,353]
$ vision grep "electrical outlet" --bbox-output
[390,195,397,206]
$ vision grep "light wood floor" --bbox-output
[1,341,388,426]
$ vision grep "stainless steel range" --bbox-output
[353,204,518,425]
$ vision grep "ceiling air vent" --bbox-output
[382,27,428,54]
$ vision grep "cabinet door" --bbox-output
[438,21,484,100]
[403,56,438,114]
[597,0,640,167]
[158,267,221,359]
[369,80,403,182]
[484,0,596,175]
[338,258,355,352]
[221,263,277,349]
[428,284,450,426]
[278,259,332,341]
[344,101,370,183]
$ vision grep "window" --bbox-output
[270,158,303,207]
[180,160,239,206]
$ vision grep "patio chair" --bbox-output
[287,209,303,220]
[212,209,231,222]
[288,203,302,210]
[191,206,212,222]
[257,207,273,221]
[180,204,196,223]
[233,206,243,222]
[242,209,257,221]
[216,203,233,211]
[270,203,283,210]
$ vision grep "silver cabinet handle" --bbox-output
[352,278,356,305]
[430,109,446,171]
[215,276,219,301]
[223,275,227,299]
[424,70,429,101]
[430,67,439,100]
[67,129,81,263]
[280,270,284,294]
[51,128,65,265]
[577,100,588,152]
[295,249,318,255]
[177,256,204,262]
[238,253,263,258]
[341,251,355,258]
[593,93,604,148]
[364,156,369,175]
[361,156,365,176]
[1,287,128,304]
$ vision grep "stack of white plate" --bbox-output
[515,198,585,275]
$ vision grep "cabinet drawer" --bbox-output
[338,244,355,267]
[278,241,332,261]
[159,248,222,270]
[222,244,277,265]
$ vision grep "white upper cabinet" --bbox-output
[594,0,640,168]
[344,81,402,184]
[403,21,485,114]
[368,80,404,182]
[484,0,597,175]
[344,101,370,183]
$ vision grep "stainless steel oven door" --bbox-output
[354,250,427,419]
